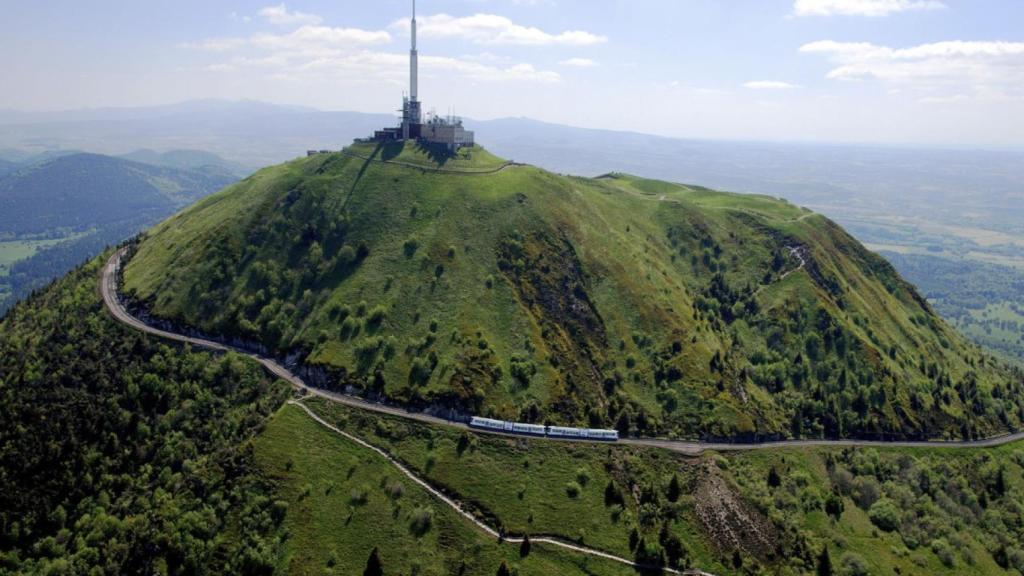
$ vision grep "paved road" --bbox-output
[101,248,1024,459]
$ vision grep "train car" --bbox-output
[586,428,619,441]
[469,417,507,433]
[547,426,590,439]
[511,422,547,436]
[470,417,617,442]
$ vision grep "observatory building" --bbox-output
[369,0,474,152]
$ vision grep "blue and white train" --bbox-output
[469,416,619,442]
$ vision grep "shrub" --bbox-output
[852,476,880,509]
[349,486,369,506]
[565,481,581,498]
[409,506,433,536]
[403,237,419,257]
[367,305,387,327]
[931,539,955,568]
[839,552,869,576]
[384,480,404,500]
[575,467,591,486]
[341,316,360,339]
[868,498,900,532]
[337,244,357,266]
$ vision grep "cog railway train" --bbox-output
[469,416,619,441]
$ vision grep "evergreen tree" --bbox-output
[496,560,512,576]
[519,534,531,558]
[994,466,1007,497]
[825,491,845,520]
[816,546,832,576]
[767,466,782,488]
[667,473,681,502]
[364,547,384,576]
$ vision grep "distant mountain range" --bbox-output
[0,151,237,312]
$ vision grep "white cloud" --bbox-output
[743,80,800,90]
[800,40,1024,99]
[258,4,322,27]
[793,0,945,17]
[204,63,236,72]
[392,13,606,46]
[180,37,247,52]
[288,51,560,83]
[559,57,597,67]
[251,25,392,54]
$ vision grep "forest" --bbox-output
[0,253,291,574]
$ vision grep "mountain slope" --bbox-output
[123,141,1024,440]
[0,153,235,235]
[0,255,291,573]
[121,148,251,178]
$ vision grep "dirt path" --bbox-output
[289,400,714,576]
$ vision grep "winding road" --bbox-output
[101,249,1024,457]
[100,247,1024,575]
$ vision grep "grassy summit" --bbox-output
[124,141,1023,439]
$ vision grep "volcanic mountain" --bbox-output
[121,141,1023,440]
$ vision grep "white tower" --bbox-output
[402,0,421,139]
[410,0,418,103]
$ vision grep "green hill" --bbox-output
[123,141,1024,440]
[0,152,238,313]
[0,153,235,236]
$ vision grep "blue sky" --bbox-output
[2,0,1023,146]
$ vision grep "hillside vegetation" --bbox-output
[124,141,1024,441]
[0,254,291,573]
[302,395,1024,575]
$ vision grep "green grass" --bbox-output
[361,141,509,171]
[296,395,1024,575]
[254,403,637,576]
[0,237,75,276]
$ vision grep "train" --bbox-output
[469,416,619,441]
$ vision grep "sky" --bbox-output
[1,0,1023,147]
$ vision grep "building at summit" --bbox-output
[369,1,474,152]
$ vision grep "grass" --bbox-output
[294,395,1024,575]
[253,403,638,576]
[0,237,76,276]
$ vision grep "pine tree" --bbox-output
[994,466,1007,497]
[667,473,681,502]
[767,466,781,488]
[364,547,384,576]
[816,546,832,576]
[496,560,512,576]
[519,534,531,558]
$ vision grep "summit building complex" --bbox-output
[370,0,474,152]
